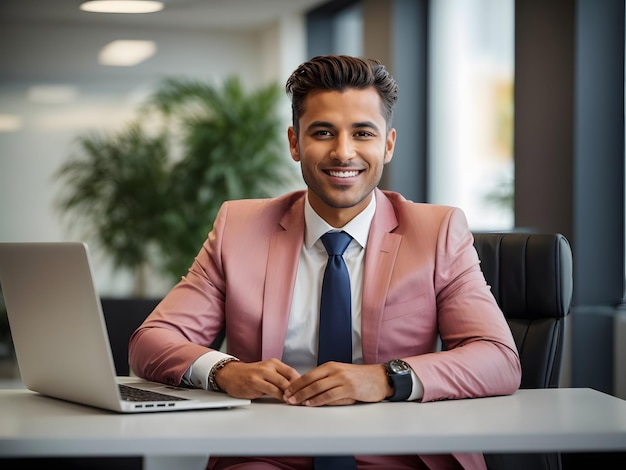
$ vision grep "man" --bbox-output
[129,55,521,469]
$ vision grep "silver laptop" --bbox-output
[0,242,250,413]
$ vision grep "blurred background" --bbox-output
[0,0,514,297]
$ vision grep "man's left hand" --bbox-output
[282,362,393,406]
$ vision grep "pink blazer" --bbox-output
[129,188,521,469]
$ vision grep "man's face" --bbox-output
[288,88,396,227]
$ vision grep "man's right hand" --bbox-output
[215,358,301,401]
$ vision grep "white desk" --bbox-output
[1,387,625,469]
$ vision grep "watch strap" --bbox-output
[386,360,413,401]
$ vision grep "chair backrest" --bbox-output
[102,297,225,376]
[473,232,573,388]
[101,298,161,376]
[473,232,573,470]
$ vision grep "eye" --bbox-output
[313,130,333,137]
[354,130,375,138]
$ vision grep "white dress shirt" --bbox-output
[184,191,422,400]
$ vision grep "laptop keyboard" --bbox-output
[119,384,188,402]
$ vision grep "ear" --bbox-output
[288,127,300,162]
[384,128,396,164]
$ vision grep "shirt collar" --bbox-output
[304,191,376,250]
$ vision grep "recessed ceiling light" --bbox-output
[0,114,23,132]
[80,1,164,14]
[99,40,157,66]
[27,85,79,104]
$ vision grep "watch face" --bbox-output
[389,359,411,374]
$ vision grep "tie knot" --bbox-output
[321,231,352,256]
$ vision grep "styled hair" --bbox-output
[285,55,398,135]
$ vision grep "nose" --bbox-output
[330,132,356,161]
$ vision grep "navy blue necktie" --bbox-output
[314,231,358,470]
[318,231,353,365]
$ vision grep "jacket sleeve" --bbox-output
[406,207,522,402]
[128,204,231,386]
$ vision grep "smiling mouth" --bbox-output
[326,170,360,178]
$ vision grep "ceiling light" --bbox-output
[80,1,164,14]
[27,85,79,104]
[99,40,157,66]
[0,114,23,132]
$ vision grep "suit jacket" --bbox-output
[129,188,521,470]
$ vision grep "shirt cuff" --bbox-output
[182,350,235,390]
[409,370,424,401]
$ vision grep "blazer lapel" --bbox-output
[361,189,401,364]
[261,196,305,360]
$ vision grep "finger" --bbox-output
[255,360,303,398]
[258,381,289,401]
[250,370,300,399]
[285,372,347,405]
[299,374,361,406]
[304,395,356,407]
[263,374,297,399]
[274,361,302,383]
[260,361,301,397]
[283,365,329,398]
[221,360,299,400]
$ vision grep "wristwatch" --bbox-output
[384,359,412,401]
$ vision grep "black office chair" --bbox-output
[472,232,573,470]
[101,298,162,376]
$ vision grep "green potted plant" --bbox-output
[144,76,298,279]
[54,76,296,296]
[55,122,170,297]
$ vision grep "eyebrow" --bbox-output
[306,120,381,132]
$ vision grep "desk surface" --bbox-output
[1,387,625,458]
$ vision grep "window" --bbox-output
[308,0,515,230]
[428,0,515,230]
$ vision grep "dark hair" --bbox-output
[285,55,398,135]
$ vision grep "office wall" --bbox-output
[515,0,625,395]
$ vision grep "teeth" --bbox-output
[328,170,359,178]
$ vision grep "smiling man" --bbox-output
[129,55,521,470]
